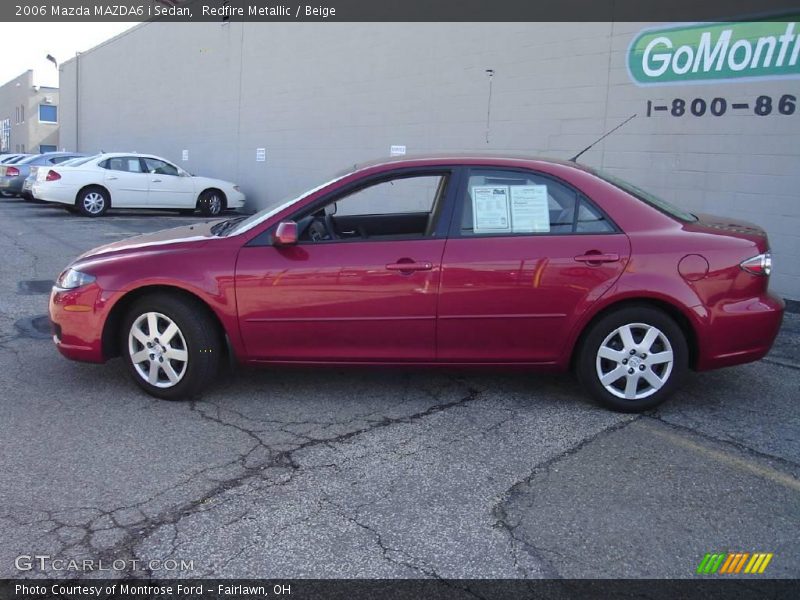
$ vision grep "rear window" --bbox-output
[64,155,100,167]
[592,169,697,223]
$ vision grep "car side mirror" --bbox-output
[274,221,298,246]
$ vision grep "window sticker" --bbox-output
[472,186,510,233]
[510,185,550,232]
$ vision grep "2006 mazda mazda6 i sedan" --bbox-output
[49,155,784,411]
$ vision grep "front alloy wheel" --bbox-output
[198,190,224,217]
[577,306,688,412]
[128,312,189,388]
[121,293,221,400]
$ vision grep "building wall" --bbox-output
[0,70,60,154]
[58,22,800,299]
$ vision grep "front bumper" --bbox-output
[228,190,246,209]
[696,291,785,370]
[49,283,110,363]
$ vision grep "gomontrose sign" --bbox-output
[628,17,800,85]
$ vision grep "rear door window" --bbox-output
[456,168,615,236]
[102,157,144,173]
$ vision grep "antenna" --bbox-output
[570,113,636,163]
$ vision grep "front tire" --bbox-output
[77,186,109,217]
[577,306,688,412]
[197,189,225,217]
[121,293,221,400]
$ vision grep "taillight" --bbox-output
[46,170,61,182]
[740,252,771,276]
[5,166,19,177]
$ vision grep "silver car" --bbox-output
[0,153,85,200]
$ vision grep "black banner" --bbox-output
[1,579,799,600]
[2,0,800,22]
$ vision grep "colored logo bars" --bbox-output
[697,552,774,574]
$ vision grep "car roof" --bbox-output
[93,152,164,159]
[342,153,594,178]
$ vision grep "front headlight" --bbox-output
[56,268,96,290]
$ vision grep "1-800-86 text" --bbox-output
[647,94,797,117]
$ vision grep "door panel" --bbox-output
[147,174,195,208]
[142,158,195,207]
[236,239,445,361]
[437,234,630,363]
[102,157,149,207]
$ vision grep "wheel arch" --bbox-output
[101,284,230,363]
[569,297,700,371]
[198,187,227,208]
[75,183,111,206]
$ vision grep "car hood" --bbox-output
[75,220,221,261]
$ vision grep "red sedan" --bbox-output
[49,155,784,411]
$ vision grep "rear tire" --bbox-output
[77,186,109,217]
[577,306,688,412]
[121,293,221,400]
[197,189,225,217]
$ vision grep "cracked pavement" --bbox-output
[1,198,798,579]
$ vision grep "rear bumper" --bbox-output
[32,183,74,205]
[696,291,785,370]
[0,176,25,193]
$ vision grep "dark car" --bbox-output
[49,155,784,412]
[0,152,85,200]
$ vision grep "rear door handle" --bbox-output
[574,253,619,264]
[152,178,162,183]
[386,261,433,272]
[107,176,118,180]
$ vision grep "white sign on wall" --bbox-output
[390,145,406,156]
[256,148,266,162]
[181,149,189,161]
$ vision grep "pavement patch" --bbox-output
[501,417,800,578]
[17,280,54,295]
[14,315,52,340]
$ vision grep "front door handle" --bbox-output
[152,178,162,183]
[386,261,433,272]
[574,252,619,264]
[107,176,118,180]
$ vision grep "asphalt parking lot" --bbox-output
[1,197,798,579]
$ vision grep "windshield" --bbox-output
[225,171,351,236]
[592,168,697,222]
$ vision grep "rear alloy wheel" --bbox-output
[122,293,221,400]
[197,190,224,217]
[77,187,109,217]
[577,306,688,412]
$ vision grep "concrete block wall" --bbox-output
[58,22,800,299]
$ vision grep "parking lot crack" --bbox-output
[491,417,638,578]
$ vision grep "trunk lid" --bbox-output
[686,213,769,252]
